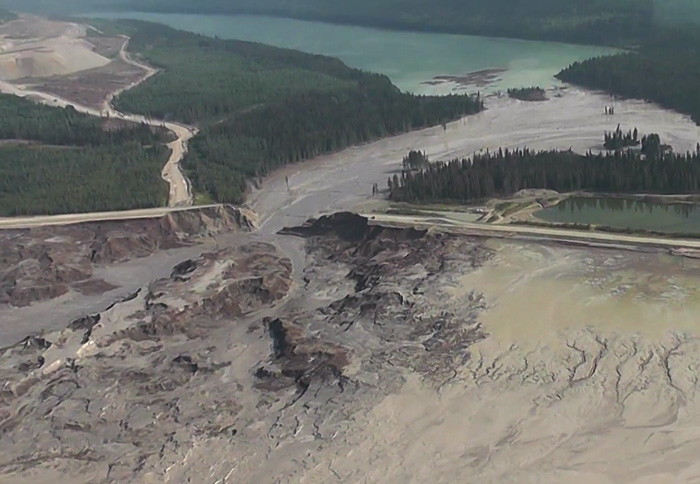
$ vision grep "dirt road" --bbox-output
[108,38,198,207]
[5,65,700,483]
[367,212,700,252]
[0,23,195,207]
[0,205,221,229]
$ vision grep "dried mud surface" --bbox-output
[4,213,700,483]
[0,213,492,483]
[0,205,253,309]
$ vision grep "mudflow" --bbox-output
[2,210,700,483]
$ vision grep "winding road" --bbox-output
[0,33,195,207]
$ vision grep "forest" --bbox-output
[107,0,700,132]
[0,93,170,146]
[0,93,169,216]
[110,20,483,203]
[125,0,652,46]
[604,125,639,150]
[557,28,700,124]
[388,145,700,203]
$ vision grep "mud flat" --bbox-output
[4,213,700,483]
[422,68,507,89]
[3,23,700,482]
[0,205,254,344]
[251,86,700,235]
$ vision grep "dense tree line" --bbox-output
[0,94,169,216]
[389,146,700,203]
[641,133,667,157]
[403,150,429,170]
[557,28,700,124]
[604,125,639,150]
[0,93,170,146]
[127,0,653,46]
[0,144,168,216]
[110,20,482,203]
[186,86,480,203]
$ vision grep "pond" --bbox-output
[536,197,700,235]
[84,12,618,95]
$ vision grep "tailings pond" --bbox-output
[84,12,618,95]
[536,197,700,235]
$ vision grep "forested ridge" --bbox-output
[125,0,652,46]
[389,146,700,203]
[0,93,169,216]
[557,28,700,124]
[109,20,482,204]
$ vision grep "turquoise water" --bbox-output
[537,197,700,234]
[85,12,618,94]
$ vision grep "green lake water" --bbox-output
[537,197,700,235]
[85,12,618,94]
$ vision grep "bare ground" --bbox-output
[25,57,145,110]
[3,213,700,483]
[0,205,254,343]
[0,17,110,81]
[250,86,700,236]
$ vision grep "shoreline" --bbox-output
[382,190,700,240]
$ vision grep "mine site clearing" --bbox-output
[0,15,194,209]
[1,17,700,342]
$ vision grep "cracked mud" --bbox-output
[3,213,700,483]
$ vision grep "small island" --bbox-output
[507,86,547,102]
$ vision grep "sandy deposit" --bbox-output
[4,214,700,483]
[0,17,109,80]
[251,86,700,235]
[323,239,700,484]
[0,205,254,344]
